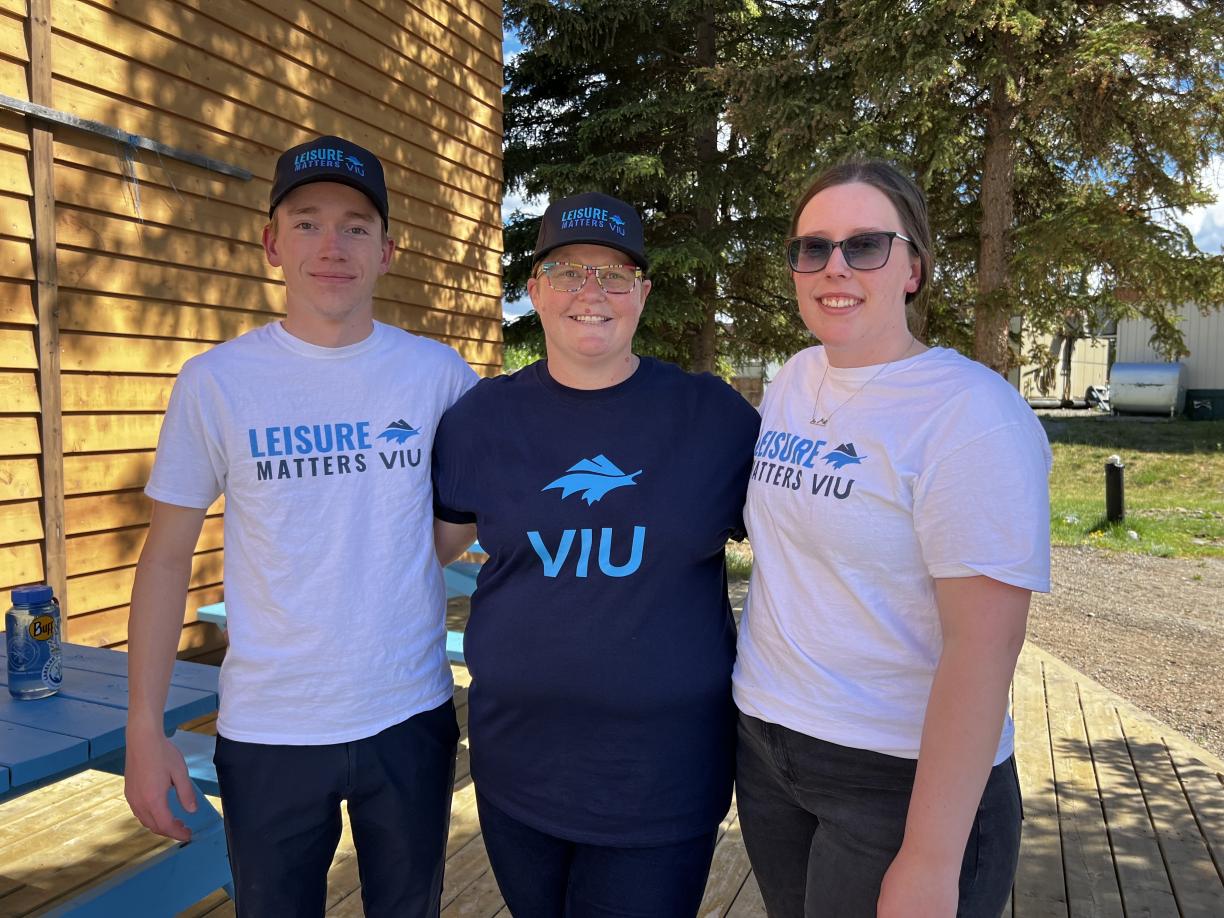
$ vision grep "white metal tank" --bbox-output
[1109,362,1187,416]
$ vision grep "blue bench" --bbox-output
[196,608,470,665]
[196,607,470,661]
[197,548,482,662]
[169,728,222,797]
[184,548,483,795]
[2,641,236,912]
[443,561,482,605]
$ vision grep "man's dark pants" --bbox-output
[214,698,459,917]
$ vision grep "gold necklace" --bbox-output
[808,336,917,427]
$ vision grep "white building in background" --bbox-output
[1114,305,1224,419]
[731,360,784,407]
[1014,304,1223,418]
[1014,327,1112,404]
[748,307,1223,417]
[1114,304,1224,389]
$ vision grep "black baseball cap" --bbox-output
[532,192,648,271]
[269,135,389,229]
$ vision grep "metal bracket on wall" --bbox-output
[0,92,252,181]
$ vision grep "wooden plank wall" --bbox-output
[0,0,504,658]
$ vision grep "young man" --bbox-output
[124,135,477,916]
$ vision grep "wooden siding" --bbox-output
[0,0,504,656]
[1116,305,1224,388]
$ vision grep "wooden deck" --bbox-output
[1011,645,1224,917]
[1,644,1221,916]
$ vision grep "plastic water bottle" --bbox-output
[6,584,62,699]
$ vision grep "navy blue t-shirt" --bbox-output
[432,358,759,845]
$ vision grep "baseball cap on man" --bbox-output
[532,192,648,271]
[269,135,389,229]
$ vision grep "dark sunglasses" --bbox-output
[785,231,913,272]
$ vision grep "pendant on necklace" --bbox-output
[810,417,829,426]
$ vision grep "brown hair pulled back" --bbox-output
[791,159,932,305]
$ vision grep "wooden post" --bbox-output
[27,0,67,618]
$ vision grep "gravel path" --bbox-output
[1027,545,1224,758]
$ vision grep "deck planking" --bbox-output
[1013,648,1071,917]
[1,647,1222,916]
[1041,661,1126,916]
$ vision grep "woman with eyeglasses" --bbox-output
[733,160,1051,918]
[431,191,759,916]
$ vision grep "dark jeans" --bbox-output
[476,790,718,917]
[213,699,459,917]
[736,712,1021,918]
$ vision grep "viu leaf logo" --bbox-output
[377,420,418,444]
[609,214,625,227]
[542,454,641,505]
[823,442,865,470]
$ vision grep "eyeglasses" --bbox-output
[785,232,913,273]
[535,262,642,294]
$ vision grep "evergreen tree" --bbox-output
[502,0,807,372]
[722,0,1224,373]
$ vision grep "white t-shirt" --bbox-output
[733,346,1051,764]
[146,321,477,744]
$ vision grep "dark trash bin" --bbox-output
[1186,390,1224,421]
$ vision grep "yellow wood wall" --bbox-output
[1019,332,1111,401]
[0,0,503,657]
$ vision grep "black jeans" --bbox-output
[736,711,1021,918]
[476,790,719,917]
[214,699,459,917]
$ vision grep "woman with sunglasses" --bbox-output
[733,160,1050,918]
[431,192,759,916]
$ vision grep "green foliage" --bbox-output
[724,539,755,581]
[721,0,1224,361]
[727,417,1224,568]
[506,1,1224,369]
[1043,417,1224,558]
[501,333,544,372]
[503,0,810,370]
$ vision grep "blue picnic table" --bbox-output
[197,547,484,665]
[0,636,233,915]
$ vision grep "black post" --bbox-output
[1105,455,1125,523]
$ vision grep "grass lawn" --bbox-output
[724,416,1224,572]
[1042,415,1224,558]
[726,540,754,580]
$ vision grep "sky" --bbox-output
[500,28,537,319]
[501,186,542,320]
[1180,156,1224,255]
